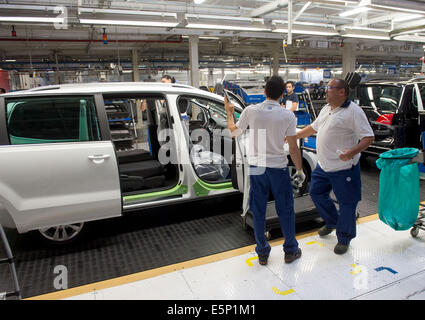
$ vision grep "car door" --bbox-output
[0,94,121,233]
[232,131,250,215]
[225,89,247,110]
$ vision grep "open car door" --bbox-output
[225,89,247,109]
[227,90,249,215]
[231,129,250,216]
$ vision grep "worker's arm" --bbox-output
[339,136,375,162]
[286,136,303,172]
[290,102,298,112]
[224,96,243,137]
[296,125,317,140]
[141,99,147,112]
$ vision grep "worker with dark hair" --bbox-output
[161,75,175,83]
[224,75,304,266]
[295,78,374,255]
[0,88,6,94]
[141,75,176,113]
[280,81,299,112]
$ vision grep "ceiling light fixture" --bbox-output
[78,8,177,18]
[185,23,270,32]
[0,16,64,23]
[272,28,338,36]
[79,19,179,28]
[272,22,338,36]
[185,14,264,23]
[341,33,390,40]
[393,34,425,43]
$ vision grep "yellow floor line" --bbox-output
[26,213,379,300]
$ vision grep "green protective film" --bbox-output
[192,179,234,197]
[123,184,188,202]
[79,100,89,141]
[9,135,79,144]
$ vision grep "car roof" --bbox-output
[1,82,224,100]
[361,77,425,86]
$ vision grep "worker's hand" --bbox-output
[224,95,235,114]
[337,149,353,162]
[292,169,306,187]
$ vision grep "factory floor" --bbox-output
[29,213,425,301]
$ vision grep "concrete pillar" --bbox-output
[189,35,200,88]
[342,43,356,79]
[132,49,140,82]
[208,68,214,88]
[284,69,289,82]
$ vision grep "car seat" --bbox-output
[119,98,167,192]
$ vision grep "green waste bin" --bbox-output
[376,148,420,231]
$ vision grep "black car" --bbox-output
[350,77,425,157]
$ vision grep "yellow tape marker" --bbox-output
[272,287,295,296]
[350,264,362,275]
[306,241,324,247]
[245,257,258,266]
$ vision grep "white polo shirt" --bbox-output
[311,101,374,172]
[236,99,297,168]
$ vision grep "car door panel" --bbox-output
[0,94,122,233]
[0,141,122,233]
[233,132,250,215]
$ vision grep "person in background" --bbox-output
[0,88,6,94]
[224,75,305,266]
[280,81,299,112]
[160,75,175,84]
[141,75,175,112]
[294,79,374,255]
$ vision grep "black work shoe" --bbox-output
[284,248,302,263]
[318,225,334,237]
[334,243,349,255]
[258,255,268,265]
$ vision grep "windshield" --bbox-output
[356,85,402,113]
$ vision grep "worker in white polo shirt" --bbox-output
[224,76,305,266]
[295,79,374,255]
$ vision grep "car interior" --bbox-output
[178,95,233,184]
[104,94,179,195]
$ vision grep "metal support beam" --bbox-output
[367,0,425,14]
[294,1,312,22]
[288,0,293,45]
[249,0,289,18]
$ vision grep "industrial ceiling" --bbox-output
[0,0,424,72]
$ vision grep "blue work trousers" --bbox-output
[249,166,299,257]
[309,162,361,245]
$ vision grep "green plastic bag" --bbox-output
[376,148,420,231]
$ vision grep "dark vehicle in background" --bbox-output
[350,77,425,157]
